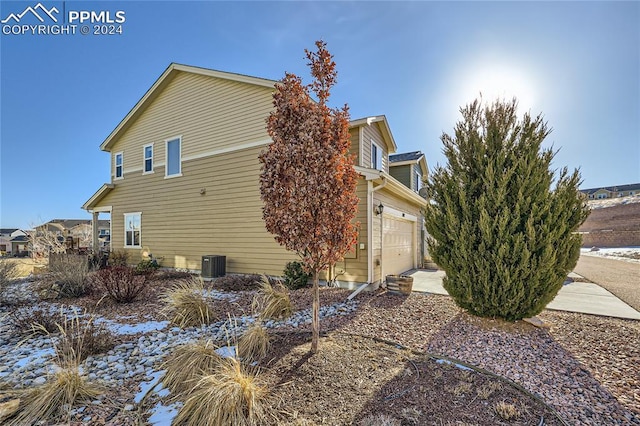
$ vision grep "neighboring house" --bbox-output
[0,229,28,255]
[83,63,428,288]
[580,183,640,200]
[35,219,110,250]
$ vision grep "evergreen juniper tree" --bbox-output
[424,98,590,321]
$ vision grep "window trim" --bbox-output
[123,212,142,248]
[143,143,154,174]
[371,140,382,170]
[114,152,123,180]
[165,136,183,178]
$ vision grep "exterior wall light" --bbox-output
[375,203,384,215]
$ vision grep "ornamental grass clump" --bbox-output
[173,357,272,426]
[161,339,223,398]
[237,321,271,362]
[253,275,292,321]
[7,312,102,425]
[161,276,215,328]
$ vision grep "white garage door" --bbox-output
[382,215,414,276]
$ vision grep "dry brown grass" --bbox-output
[7,312,102,425]
[161,277,215,328]
[7,367,100,425]
[494,400,520,420]
[360,413,401,426]
[161,339,223,397]
[173,357,273,426]
[238,322,271,362]
[254,275,293,320]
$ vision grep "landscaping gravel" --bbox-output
[1,279,638,425]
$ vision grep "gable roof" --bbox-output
[580,183,640,195]
[100,63,278,152]
[389,151,424,163]
[349,115,398,153]
[0,228,19,235]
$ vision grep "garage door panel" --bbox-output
[382,216,414,276]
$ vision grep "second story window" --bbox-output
[143,144,154,173]
[166,137,182,177]
[415,170,422,192]
[115,152,123,179]
[371,141,382,170]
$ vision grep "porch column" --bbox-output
[91,211,99,253]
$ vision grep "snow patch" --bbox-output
[435,358,474,371]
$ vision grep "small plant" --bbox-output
[162,339,223,398]
[0,258,19,288]
[447,381,472,397]
[253,275,293,320]
[7,367,101,425]
[135,258,160,276]
[48,254,89,298]
[213,274,263,291]
[283,261,311,290]
[494,401,520,420]
[161,277,215,328]
[8,311,103,425]
[360,414,401,426]
[237,322,270,362]
[173,357,272,426]
[399,407,422,424]
[107,250,129,267]
[154,269,193,281]
[6,306,61,336]
[476,383,495,400]
[92,266,147,303]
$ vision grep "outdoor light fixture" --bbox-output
[375,202,384,215]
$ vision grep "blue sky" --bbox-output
[1,1,638,229]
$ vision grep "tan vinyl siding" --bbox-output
[362,123,388,172]
[99,145,299,275]
[348,128,361,167]
[109,71,274,179]
[371,188,422,283]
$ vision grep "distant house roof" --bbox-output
[38,219,111,231]
[580,183,640,195]
[389,151,424,163]
[0,228,19,235]
[10,235,29,242]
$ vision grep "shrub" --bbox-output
[48,254,89,298]
[424,98,590,321]
[253,275,293,320]
[154,269,193,281]
[283,261,311,290]
[107,250,129,267]
[173,357,272,426]
[0,258,19,288]
[6,306,62,336]
[213,274,263,292]
[92,266,147,303]
[237,322,270,362]
[161,339,223,397]
[161,277,215,328]
[135,258,160,276]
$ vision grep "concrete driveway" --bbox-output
[407,269,640,320]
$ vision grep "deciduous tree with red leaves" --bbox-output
[259,40,359,353]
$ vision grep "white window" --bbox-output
[115,152,123,179]
[143,144,154,174]
[165,137,182,177]
[371,141,382,170]
[124,212,141,248]
[415,170,422,192]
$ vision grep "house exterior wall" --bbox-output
[371,187,422,283]
[109,71,274,181]
[389,164,411,189]
[361,123,388,172]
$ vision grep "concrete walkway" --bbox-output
[407,269,640,320]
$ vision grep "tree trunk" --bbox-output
[311,270,320,353]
